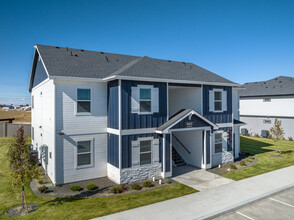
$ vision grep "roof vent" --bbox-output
[168,60,171,62]
[183,62,186,65]
[116,59,118,62]
[279,81,282,83]
[66,47,69,51]
[81,49,84,52]
[190,65,192,69]
[105,56,109,62]
[101,52,104,54]
[56,46,60,49]
[75,54,78,57]
[70,51,73,56]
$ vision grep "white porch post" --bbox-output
[162,134,166,178]
[202,130,207,169]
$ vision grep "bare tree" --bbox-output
[269,118,285,154]
[7,125,40,213]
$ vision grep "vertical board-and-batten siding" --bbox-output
[121,80,167,129]
[203,85,232,123]
[107,80,119,129]
[165,134,171,172]
[55,80,108,184]
[108,134,119,168]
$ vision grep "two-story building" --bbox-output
[29,45,242,185]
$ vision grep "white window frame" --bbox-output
[263,119,271,124]
[32,95,34,109]
[263,98,271,102]
[213,89,223,113]
[76,88,92,115]
[75,139,94,169]
[214,130,224,154]
[138,137,153,166]
[138,85,153,115]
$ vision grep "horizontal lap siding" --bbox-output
[107,80,119,129]
[203,85,232,123]
[121,80,167,129]
[122,133,163,169]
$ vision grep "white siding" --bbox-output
[240,96,294,117]
[168,87,202,117]
[232,89,240,119]
[55,80,108,184]
[234,127,240,158]
[31,79,56,183]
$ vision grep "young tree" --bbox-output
[7,125,40,213]
[269,118,285,154]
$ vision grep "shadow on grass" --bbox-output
[240,136,274,155]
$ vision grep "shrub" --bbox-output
[248,156,254,160]
[288,137,293,141]
[131,183,141,190]
[245,132,251,137]
[230,164,237,170]
[110,185,127,194]
[142,181,153,188]
[38,186,48,193]
[86,184,98,191]
[38,178,44,184]
[71,185,82,191]
[240,161,247,166]
[247,159,252,163]
[164,178,172,184]
[254,133,260,138]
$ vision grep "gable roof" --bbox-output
[240,76,294,97]
[29,44,239,90]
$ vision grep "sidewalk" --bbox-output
[94,165,294,220]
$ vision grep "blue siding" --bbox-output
[165,134,171,172]
[32,58,48,88]
[219,127,233,151]
[108,134,119,168]
[121,80,167,129]
[206,130,210,164]
[107,80,119,129]
[122,133,163,169]
[203,85,232,123]
[171,114,211,130]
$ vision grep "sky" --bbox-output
[0,0,294,105]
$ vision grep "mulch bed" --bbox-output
[6,204,38,217]
[208,153,258,175]
[30,173,176,198]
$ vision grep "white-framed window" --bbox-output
[131,85,159,114]
[32,95,34,109]
[214,91,222,111]
[77,88,91,113]
[140,139,152,165]
[77,140,92,167]
[32,127,34,140]
[263,98,271,102]
[263,119,271,124]
[215,132,223,153]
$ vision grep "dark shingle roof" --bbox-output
[233,119,245,125]
[240,76,294,97]
[36,44,237,85]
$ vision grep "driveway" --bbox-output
[172,165,234,191]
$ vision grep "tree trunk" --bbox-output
[23,186,28,213]
[21,189,24,209]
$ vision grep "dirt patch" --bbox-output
[6,204,38,216]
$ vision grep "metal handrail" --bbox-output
[172,134,191,154]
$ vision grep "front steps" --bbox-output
[172,147,187,167]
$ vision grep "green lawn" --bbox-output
[0,137,197,220]
[222,136,294,181]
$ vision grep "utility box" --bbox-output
[261,130,269,138]
[241,128,248,136]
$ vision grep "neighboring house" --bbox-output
[240,76,294,139]
[29,44,243,185]
[2,105,14,110]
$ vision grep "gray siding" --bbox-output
[33,58,48,88]
[203,85,232,123]
[165,134,171,172]
[107,80,119,129]
[121,80,167,129]
[108,133,119,168]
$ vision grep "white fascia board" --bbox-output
[35,45,50,77]
[31,77,51,92]
[59,128,107,136]
[49,76,104,83]
[103,75,241,87]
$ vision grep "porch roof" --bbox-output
[233,119,246,126]
[156,109,218,134]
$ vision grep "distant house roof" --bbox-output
[29,44,239,91]
[240,76,294,97]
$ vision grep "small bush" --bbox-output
[230,164,237,170]
[164,178,172,184]
[38,186,48,193]
[254,133,260,138]
[142,181,153,188]
[71,185,82,191]
[245,132,251,137]
[240,161,247,166]
[288,137,293,141]
[282,137,286,141]
[110,185,127,194]
[248,156,254,160]
[247,159,252,163]
[86,184,98,191]
[38,179,44,184]
[131,183,141,190]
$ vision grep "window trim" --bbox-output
[213,89,223,113]
[32,95,34,109]
[263,98,271,102]
[214,131,223,154]
[76,140,94,169]
[138,85,153,115]
[76,88,92,115]
[138,137,153,166]
[263,119,272,124]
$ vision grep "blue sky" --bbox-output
[0,0,293,105]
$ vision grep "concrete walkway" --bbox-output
[94,166,294,220]
[172,165,234,191]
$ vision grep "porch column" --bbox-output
[162,134,166,178]
[202,130,207,169]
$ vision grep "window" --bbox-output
[140,88,151,113]
[215,133,222,153]
[263,119,271,124]
[140,140,152,165]
[77,89,91,113]
[77,141,92,167]
[32,127,34,140]
[32,95,34,109]
[263,98,271,102]
[214,91,222,111]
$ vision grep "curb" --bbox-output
[203,183,294,220]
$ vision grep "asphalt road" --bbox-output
[214,187,294,220]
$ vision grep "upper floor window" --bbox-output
[209,89,227,113]
[140,88,151,113]
[214,91,222,111]
[77,89,91,113]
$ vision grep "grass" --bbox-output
[0,110,31,123]
[222,136,294,181]
[0,137,197,220]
